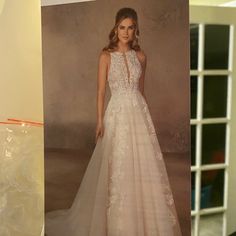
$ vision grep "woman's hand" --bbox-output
[95,121,104,143]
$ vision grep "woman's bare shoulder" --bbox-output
[99,50,110,63]
[136,49,147,65]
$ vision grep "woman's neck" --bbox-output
[116,43,131,53]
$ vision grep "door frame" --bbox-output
[190,5,236,235]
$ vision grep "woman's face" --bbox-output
[117,18,135,45]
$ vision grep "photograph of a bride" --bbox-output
[42,2,190,236]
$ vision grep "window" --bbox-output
[190,23,233,236]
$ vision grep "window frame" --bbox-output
[190,5,236,236]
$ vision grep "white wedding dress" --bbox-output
[45,49,182,236]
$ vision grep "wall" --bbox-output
[0,0,44,121]
[190,0,236,6]
[0,1,44,235]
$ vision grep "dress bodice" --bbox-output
[108,49,142,95]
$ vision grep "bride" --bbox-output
[45,7,183,236]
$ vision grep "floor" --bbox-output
[45,148,190,236]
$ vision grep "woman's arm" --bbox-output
[137,50,147,102]
[95,51,109,142]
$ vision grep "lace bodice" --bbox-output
[108,49,142,95]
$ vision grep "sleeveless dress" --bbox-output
[45,49,182,236]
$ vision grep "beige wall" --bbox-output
[0,0,44,122]
[0,1,44,235]
[42,0,190,153]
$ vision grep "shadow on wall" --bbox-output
[0,0,5,15]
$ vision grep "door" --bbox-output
[190,5,236,236]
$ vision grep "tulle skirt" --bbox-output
[45,91,182,236]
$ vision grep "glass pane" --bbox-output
[191,216,195,235]
[191,76,198,118]
[200,169,224,209]
[190,24,199,70]
[191,125,196,166]
[191,172,196,210]
[202,124,226,165]
[199,213,223,235]
[204,24,230,69]
[203,76,228,118]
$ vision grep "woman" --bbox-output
[45,7,182,236]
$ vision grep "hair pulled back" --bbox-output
[103,7,141,52]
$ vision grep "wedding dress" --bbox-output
[45,49,182,236]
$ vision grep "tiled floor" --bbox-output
[45,148,190,235]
